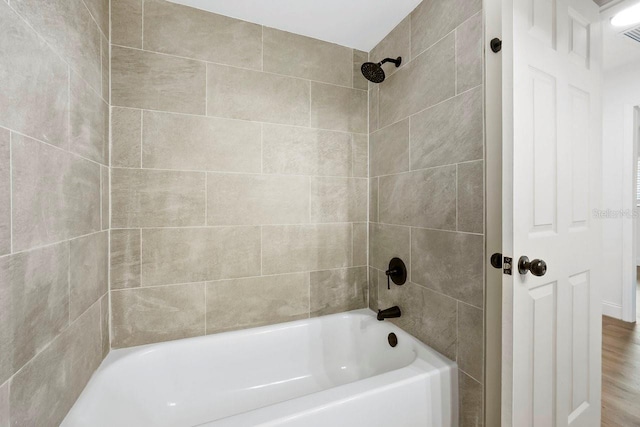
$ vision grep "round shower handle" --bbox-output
[517,256,547,277]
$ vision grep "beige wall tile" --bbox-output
[410,86,483,170]
[458,161,484,233]
[310,83,367,133]
[207,174,310,226]
[379,166,456,230]
[70,231,108,321]
[369,85,379,133]
[12,0,102,93]
[456,13,483,93]
[368,267,379,311]
[369,178,379,223]
[111,283,205,347]
[143,111,261,173]
[379,281,457,360]
[12,135,101,251]
[0,130,9,255]
[0,3,68,148]
[110,229,141,289]
[111,168,206,228]
[352,134,368,178]
[370,119,410,177]
[206,274,309,333]
[411,228,483,307]
[141,227,261,286]
[112,107,142,168]
[310,266,367,317]
[410,0,481,60]
[112,0,142,48]
[101,34,109,101]
[353,223,367,266]
[0,380,8,427]
[310,177,367,223]
[207,64,310,126]
[262,224,352,274]
[9,303,101,427]
[144,0,262,69]
[70,72,109,164]
[0,243,69,385]
[100,294,109,358]
[458,302,484,382]
[112,46,206,114]
[83,0,109,38]
[459,371,484,427]
[353,50,369,90]
[370,15,410,79]
[379,34,455,128]
[101,165,109,230]
[262,124,353,177]
[368,222,410,272]
[263,27,352,86]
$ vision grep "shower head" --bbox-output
[361,57,402,83]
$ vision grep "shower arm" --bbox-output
[378,57,402,68]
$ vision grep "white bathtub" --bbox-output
[62,309,458,427]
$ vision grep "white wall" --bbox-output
[602,59,640,320]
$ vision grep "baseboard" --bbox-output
[602,301,623,320]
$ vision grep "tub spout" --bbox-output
[377,306,401,321]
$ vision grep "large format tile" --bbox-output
[143,111,261,173]
[369,267,379,311]
[69,231,108,321]
[112,0,142,48]
[379,282,457,360]
[310,177,367,223]
[353,50,369,90]
[352,134,368,178]
[0,380,8,427]
[111,168,206,228]
[206,274,309,333]
[458,302,484,382]
[379,34,455,128]
[101,34,109,100]
[411,228,483,307]
[0,243,69,385]
[111,283,206,347]
[369,178,379,222]
[410,86,483,170]
[9,303,101,427]
[101,166,109,230]
[368,223,410,272]
[310,267,367,317]
[83,0,109,38]
[310,83,367,133]
[12,0,102,93]
[370,119,410,177]
[0,130,9,255]
[0,3,68,147]
[111,107,142,168]
[370,15,411,79]
[12,135,101,251]
[262,224,352,274]
[410,0,482,60]
[144,0,262,69]
[262,124,353,177]
[112,46,206,114]
[141,227,261,286]
[110,229,141,289]
[207,64,310,126]
[457,160,484,233]
[456,13,483,93]
[353,223,367,266]
[100,294,109,358]
[70,72,109,164]
[379,166,457,230]
[369,85,379,133]
[207,174,310,225]
[263,28,352,86]
[459,371,484,427]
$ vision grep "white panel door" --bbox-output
[501,0,602,426]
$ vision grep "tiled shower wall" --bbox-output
[0,0,110,424]
[109,0,369,347]
[367,1,485,426]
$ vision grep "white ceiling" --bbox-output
[167,0,423,52]
[602,0,640,71]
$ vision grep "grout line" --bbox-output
[0,229,108,260]
[372,159,483,179]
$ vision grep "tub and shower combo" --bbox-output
[63,310,458,427]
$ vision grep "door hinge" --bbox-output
[503,257,513,275]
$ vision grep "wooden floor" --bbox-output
[601,268,640,426]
